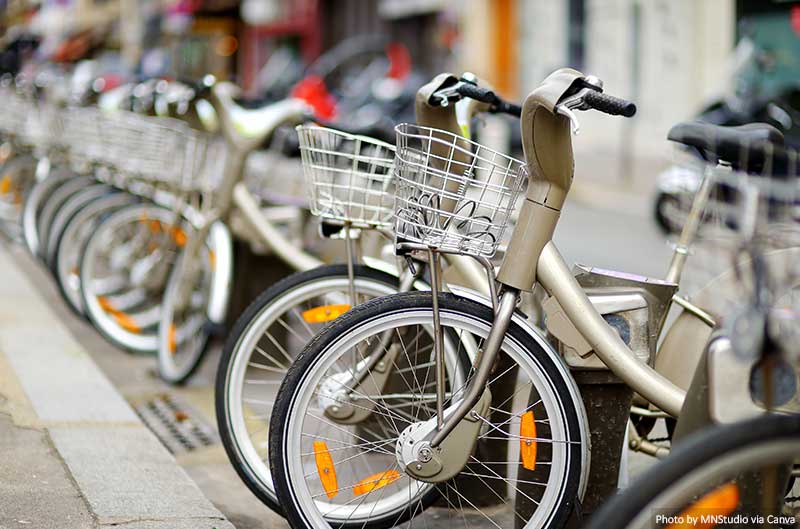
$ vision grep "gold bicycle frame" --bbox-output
[413,69,688,454]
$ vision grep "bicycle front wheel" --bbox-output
[586,413,800,529]
[156,222,232,384]
[270,291,587,529]
[216,264,404,514]
[80,202,181,353]
[0,154,36,241]
[54,191,138,316]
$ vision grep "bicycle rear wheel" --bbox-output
[270,291,587,529]
[585,414,800,529]
[216,264,404,513]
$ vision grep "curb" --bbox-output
[0,246,235,529]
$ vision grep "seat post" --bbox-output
[665,163,715,284]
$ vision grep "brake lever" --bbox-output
[555,87,599,135]
[555,104,581,135]
[430,85,462,107]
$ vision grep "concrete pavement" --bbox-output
[0,246,235,529]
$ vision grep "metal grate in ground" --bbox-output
[132,393,218,454]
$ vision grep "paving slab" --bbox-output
[0,413,94,529]
[49,426,225,523]
[0,246,235,529]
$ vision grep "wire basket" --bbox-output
[297,124,395,228]
[393,123,527,258]
[0,86,33,139]
[60,106,223,198]
[62,106,107,169]
[20,100,64,148]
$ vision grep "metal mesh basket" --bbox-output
[297,124,395,228]
[63,108,222,195]
[20,100,63,148]
[393,123,527,258]
[0,84,29,138]
[62,106,107,169]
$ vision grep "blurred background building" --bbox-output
[3,0,800,197]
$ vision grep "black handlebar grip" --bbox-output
[583,90,637,118]
[497,101,522,117]
[456,83,497,105]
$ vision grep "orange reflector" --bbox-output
[172,227,187,247]
[353,469,401,496]
[168,323,177,354]
[208,249,216,270]
[302,304,352,324]
[114,312,141,333]
[98,296,116,313]
[520,410,537,471]
[666,482,740,529]
[0,175,11,194]
[313,441,338,498]
[148,219,162,234]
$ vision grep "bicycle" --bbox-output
[48,81,210,318]
[586,152,800,529]
[74,94,232,354]
[158,36,426,383]
[0,74,60,243]
[214,86,505,514]
[148,75,324,379]
[265,68,800,528]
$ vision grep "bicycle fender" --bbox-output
[447,285,591,501]
[207,221,233,324]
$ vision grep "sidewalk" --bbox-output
[0,247,235,529]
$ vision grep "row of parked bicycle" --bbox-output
[2,37,800,529]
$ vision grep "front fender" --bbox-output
[207,221,233,324]
[448,285,591,500]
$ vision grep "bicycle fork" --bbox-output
[397,284,517,483]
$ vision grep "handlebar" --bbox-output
[425,75,522,118]
[453,83,522,117]
[456,84,522,117]
[582,90,636,117]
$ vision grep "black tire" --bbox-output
[270,291,585,529]
[653,192,683,235]
[53,191,137,317]
[45,184,114,271]
[586,414,800,529]
[22,170,71,256]
[216,264,402,515]
[36,176,94,260]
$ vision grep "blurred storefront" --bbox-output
[514,0,736,182]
